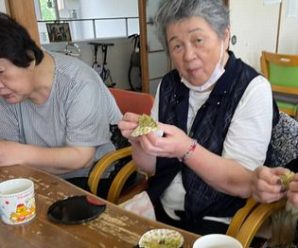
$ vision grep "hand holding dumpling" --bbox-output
[131,114,163,138]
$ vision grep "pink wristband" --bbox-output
[178,139,197,162]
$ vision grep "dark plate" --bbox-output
[47,195,106,224]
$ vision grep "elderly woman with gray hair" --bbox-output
[119,0,277,234]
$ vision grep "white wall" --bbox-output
[278,0,298,54]
[146,0,171,96]
[230,0,298,71]
[0,0,7,13]
[78,0,138,18]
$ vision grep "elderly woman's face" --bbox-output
[0,58,35,104]
[166,16,228,86]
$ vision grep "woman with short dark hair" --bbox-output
[0,13,122,191]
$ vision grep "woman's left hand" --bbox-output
[138,122,193,159]
[251,166,287,203]
[287,174,298,208]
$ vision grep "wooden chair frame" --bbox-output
[260,51,298,117]
[234,199,287,248]
[261,51,298,95]
[88,146,133,198]
[88,88,154,201]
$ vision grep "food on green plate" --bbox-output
[280,170,295,190]
[138,229,184,248]
[131,114,161,137]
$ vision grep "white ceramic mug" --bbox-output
[193,234,243,248]
[0,178,36,225]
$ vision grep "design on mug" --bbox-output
[10,197,35,223]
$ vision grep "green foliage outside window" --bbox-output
[39,0,57,20]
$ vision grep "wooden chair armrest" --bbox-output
[272,85,298,96]
[88,146,132,195]
[107,160,138,203]
[226,197,259,237]
[236,199,287,248]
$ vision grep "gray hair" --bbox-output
[154,0,230,52]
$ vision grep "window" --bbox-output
[38,0,58,20]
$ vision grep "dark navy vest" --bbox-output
[146,52,262,222]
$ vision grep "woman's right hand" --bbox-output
[118,112,140,140]
[118,112,157,174]
[251,166,287,203]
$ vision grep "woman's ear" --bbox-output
[26,51,36,70]
[223,27,231,50]
[29,58,36,70]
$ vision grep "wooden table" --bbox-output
[0,165,199,248]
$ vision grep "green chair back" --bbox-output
[261,51,298,117]
[269,63,298,88]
